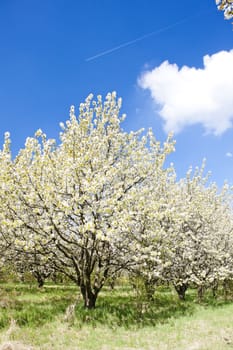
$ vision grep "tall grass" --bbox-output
[0,283,233,349]
[0,283,196,329]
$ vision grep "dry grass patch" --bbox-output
[0,341,34,350]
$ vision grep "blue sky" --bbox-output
[0,0,233,185]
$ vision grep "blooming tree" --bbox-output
[124,159,233,301]
[3,93,174,308]
[162,163,233,300]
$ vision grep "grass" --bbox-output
[0,283,233,349]
[0,283,77,329]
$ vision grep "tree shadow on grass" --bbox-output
[2,284,231,330]
[184,287,233,308]
[74,290,195,329]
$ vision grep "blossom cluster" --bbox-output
[216,0,233,19]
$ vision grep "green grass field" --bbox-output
[0,283,233,350]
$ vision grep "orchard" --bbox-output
[0,93,232,308]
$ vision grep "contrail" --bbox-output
[85,12,206,62]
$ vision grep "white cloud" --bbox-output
[138,50,233,135]
[226,152,233,157]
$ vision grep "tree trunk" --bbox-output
[223,280,229,300]
[144,280,155,301]
[33,272,45,288]
[212,281,218,298]
[174,284,188,301]
[80,283,98,309]
[197,285,205,301]
[37,277,44,288]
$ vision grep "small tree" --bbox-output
[162,164,233,301]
